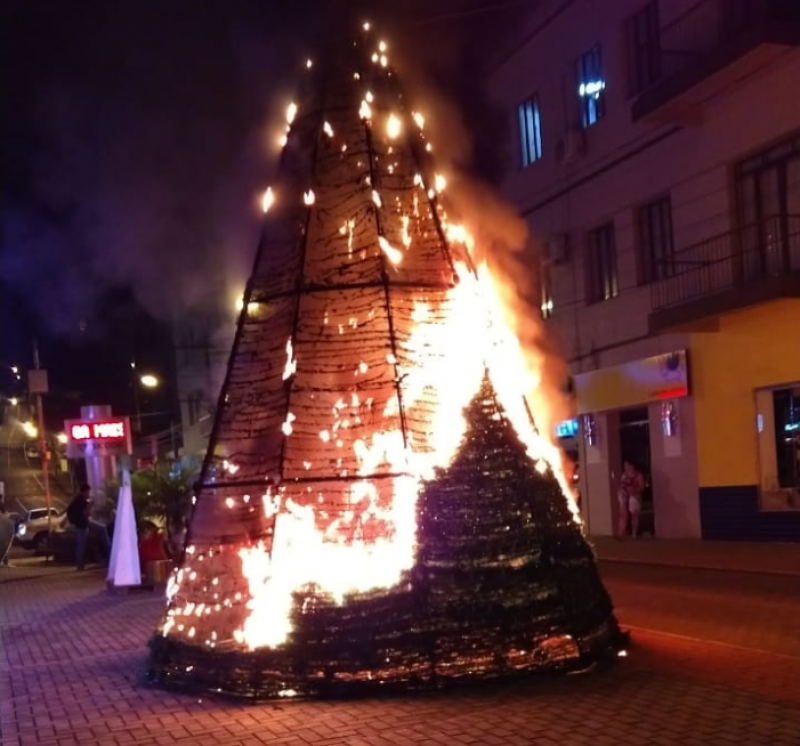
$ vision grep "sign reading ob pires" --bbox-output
[64,417,133,458]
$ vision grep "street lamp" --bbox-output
[133,373,161,433]
[2,363,22,382]
[140,374,159,389]
[236,296,260,314]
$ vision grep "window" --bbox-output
[638,196,674,283]
[756,385,800,510]
[736,133,800,280]
[540,267,554,319]
[577,45,606,128]
[518,95,542,167]
[773,386,800,493]
[587,222,619,302]
[626,2,661,95]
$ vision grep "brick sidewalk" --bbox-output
[2,570,799,746]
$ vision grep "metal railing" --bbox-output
[651,215,800,311]
[656,0,797,80]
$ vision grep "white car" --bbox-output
[15,507,64,553]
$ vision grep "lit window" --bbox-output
[756,385,800,510]
[577,46,606,128]
[540,267,554,319]
[772,387,800,492]
[517,94,542,167]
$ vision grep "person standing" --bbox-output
[67,484,92,570]
[616,461,645,539]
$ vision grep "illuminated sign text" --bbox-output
[69,420,128,441]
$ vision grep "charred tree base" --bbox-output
[147,607,624,701]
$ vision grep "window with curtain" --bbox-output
[587,222,619,302]
[638,196,674,283]
[518,94,543,167]
[735,132,800,279]
[626,2,661,96]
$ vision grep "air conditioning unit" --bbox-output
[556,128,585,163]
[547,233,571,265]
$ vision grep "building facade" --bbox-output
[489,0,800,540]
[173,315,230,459]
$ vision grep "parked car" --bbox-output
[24,443,41,460]
[14,507,65,553]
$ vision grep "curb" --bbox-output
[596,555,800,577]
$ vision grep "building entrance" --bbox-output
[619,407,655,537]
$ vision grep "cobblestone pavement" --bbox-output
[1,564,798,746]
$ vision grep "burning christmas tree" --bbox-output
[148,23,621,698]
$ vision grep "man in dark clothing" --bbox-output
[67,484,91,570]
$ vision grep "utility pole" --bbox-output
[30,341,54,561]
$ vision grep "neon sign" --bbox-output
[64,416,132,458]
[556,419,580,438]
[70,420,128,441]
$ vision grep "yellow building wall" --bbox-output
[691,299,800,487]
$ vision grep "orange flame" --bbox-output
[220,251,576,651]
[162,33,578,654]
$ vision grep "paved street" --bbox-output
[1,556,798,746]
[0,422,71,514]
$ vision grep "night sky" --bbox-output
[1,0,523,431]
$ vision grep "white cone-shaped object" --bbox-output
[107,470,141,587]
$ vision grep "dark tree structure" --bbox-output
[148,24,621,699]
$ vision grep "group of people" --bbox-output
[66,483,186,572]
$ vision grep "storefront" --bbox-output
[690,300,800,541]
[572,300,800,542]
[572,350,700,538]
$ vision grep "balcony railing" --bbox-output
[651,215,800,314]
[658,0,798,80]
[631,0,800,120]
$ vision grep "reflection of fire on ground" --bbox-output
[149,21,620,697]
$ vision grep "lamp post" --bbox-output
[1,363,22,384]
[131,358,160,433]
[29,342,53,559]
[139,374,160,461]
